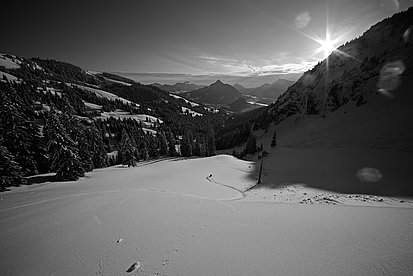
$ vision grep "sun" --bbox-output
[316,33,338,58]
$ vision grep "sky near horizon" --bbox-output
[1,0,411,82]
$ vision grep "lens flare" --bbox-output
[316,34,338,58]
[295,12,311,29]
[356,168,383,183]
[377,60,405,97]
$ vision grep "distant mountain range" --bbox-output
[115,72,302,88]
[182,80,243,105]
[151,81,205,93]
[235,79,294,99]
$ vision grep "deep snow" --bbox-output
[0,156,412,275]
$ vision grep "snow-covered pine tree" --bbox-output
[141,141,149,160]
[147,134,159,159]
[64,115,93,172]
[0,141,25,190]
[119,129,136,167]
[89,124,109,168]
[0,84,41,175]
[44,110,85,181]
[58,97,95,172]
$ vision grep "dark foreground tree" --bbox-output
[89,125,109,168]
[0,85,41,175]
[45,110,85,181]
[0,142,25,190]
[181,134,193,157]
[119,129,136,167]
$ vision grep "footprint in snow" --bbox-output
[126,261,141,273]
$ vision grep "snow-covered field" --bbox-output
[83,101,102,110]
[1,155,412,275]
[0,71,19,83]
[169,93,200,107]
[103,77,133,86]
[68,83,133,105]
[0,53,21,69]
[181,106,203,117]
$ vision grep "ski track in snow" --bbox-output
[1,156,413,276]
[0,184,241,214]
[2,158,411,214]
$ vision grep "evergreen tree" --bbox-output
[158,131,168,156]
[207,127,216,156]
[89,124,109,168]
[147,134,159,159]
[181,134,193,157]
[271,130,277,148]
[119,129,136,167]
[167,131,176,157]
[198,136,207,157]
[0,85,41,175]
[0,142,25,190]
[193,134,202,157]
[62,114,93,172]
[44,110,85,181]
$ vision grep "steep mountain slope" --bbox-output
[266,8,413,150]
[225,97,251,112]
[152,81,205,93]
[233,83,246,92]
[239,79,294,99]
[182,80,242,105]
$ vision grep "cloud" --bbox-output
[196,53,316,76]
[258,61,317,75]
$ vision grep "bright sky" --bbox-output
[1,0,410,82]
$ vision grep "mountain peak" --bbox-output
[213,80,224,85]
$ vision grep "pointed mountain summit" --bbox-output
[182,80,242,105]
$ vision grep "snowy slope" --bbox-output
[68,83,134,105]
[240,75,413,200]
[0,71,19,82]
[95,110,163,124]
[169,93,200,107]
[0,53,21,69]
[103,77,132,86]
[181,107,203,117]
[0,156,412,275]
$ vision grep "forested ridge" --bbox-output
[0,56,225,189]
